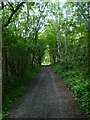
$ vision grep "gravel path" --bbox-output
[7,66,86,118]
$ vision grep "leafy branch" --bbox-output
[4,2,25,28]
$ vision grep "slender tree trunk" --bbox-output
[31,54,35,68]
[88,2,90,76]
[65,7,67,62]
[56,2,61,63]
[3,48,8,79]
[53,56,56,64]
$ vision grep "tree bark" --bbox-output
[88,2,90,76]
[3,48,8,79]
[65,7,68,62]
[55,2,61,63]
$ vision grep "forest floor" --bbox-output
[7,66,86,119]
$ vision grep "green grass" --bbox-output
[53,63,90,119]
[2,65,41,119]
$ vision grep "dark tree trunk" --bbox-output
[8,58,17,76]
[31,55,35,68]
[38,55,41,66]
[53,56,56,64]
[88,2,90,76]
[88,26,90,76]
[3,48,8,79]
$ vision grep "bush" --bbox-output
[2,65,41,119]
[53,63,90,118]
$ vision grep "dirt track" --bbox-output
[7,66,86,118]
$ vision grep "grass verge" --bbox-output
[53,63,90,119]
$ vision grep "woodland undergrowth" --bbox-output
[2,65,41,119]
[53,63,90,119]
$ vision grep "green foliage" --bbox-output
[2,1,90,119]
[2,65,41,119]
[53,63,90,118]
[2,2,48,119]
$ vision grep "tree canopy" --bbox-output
[1,1,90,119]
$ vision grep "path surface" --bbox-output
[8,66,86,118]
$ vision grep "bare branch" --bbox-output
[4,2,25,28]
[8,2,14,11]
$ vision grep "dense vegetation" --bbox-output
[1,1,90,119]
[53,63,90,119]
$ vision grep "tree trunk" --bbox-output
[65,7,68,62]
[88,2,90,76]
[31,54,35,68]
[53,56,56,64]
[56,2,61,63]
[3,47,8,80]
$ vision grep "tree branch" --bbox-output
[0,2,4,10]
[8,2,14,11]
[4,2,25,28]
[0,2,8,10]
[78,2,89,27]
